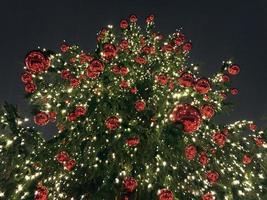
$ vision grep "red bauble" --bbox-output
[159,189,174,200]
[21,72,33,83]
[70,78,80,88]
[255,137,264,146]
[248,123,257,131]
[65,159,76,171]
[230,88,238,95]
[34,112,49,126]
[170,104,202,133]
[243,154,252,165]
[120,66,129,76]
[129,14,138,23]
[79,53,93,64]
[221,74,230,83]
[126,137,140,147]
[134,56,147,65]
[87,60,104,78]
[61,69,71,79]
[200,105,215,119]
[111,65,121,75]
[199,152,209,166]
[105,116,120,130]
[195,78,211,94]
[34,186,48,200]
[228,64,240,75]
[102,43,117,60]
[123,177,138,192]
[135,100,146,112]
[119,40,129,50]
[56,151,69,163]
[146,14,155,23]
[142,46,151,54]
[49,111,57,122]
[206,171,219,184]
[178,73,194,87]
[120,19,129,29]
[162,44,173,52]
[75,106,87,116]
[156,74,168,85]
[25,83,37,93]
[185,145,197,160]
[174,34,185,46]
[202,192,215,200]
[120,80,129,89]
[25,50,50,73]
[130,87,138,94]
[212,132,227,147]
[182,42,192,52]
[68,113,77,121]
[60,43,70,52]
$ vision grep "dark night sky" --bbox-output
[0,0,267,138]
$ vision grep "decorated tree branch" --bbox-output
[1,14,267,200]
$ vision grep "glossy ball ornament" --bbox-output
[25,83,37,93]
[70,78,80,88]
[200,105,215,119]
[123,177,137,192]
[120,80,129,89]
[255,137,264,146]
[178,73,194,87]
[34,112,49,126]
[227,64,240,75]
[130,87,138,94]
[120,19,129,29]
[105,116,120,130]
[102,43,117,60]
[243,154,252,165]
[174,34,185,46]
[60,43,70,52]
[146,14,155,23]
[199,152,209,166]
[87,59,105,78]
[182,42,192,52]
[195,78,211,94]
[134,56,147,65]
[34,185,48,200]
[212,132,227,147]
[202,193,215,200]
[126,137,140,147]
[129,14,138,23]
[221,74,230,83]
[230,88,238,95]
[119,39,129,50]
[135,100,146,111]
[249,123,257,131]
[120,66,129,76]
[56,151,69,163]
[67,113,77,122]
[25,50,50,73]
[206,170,219,184]
[170,104,202,133]
[156,74,168,85]
[65,159,76,171]
[61,69,71,79]
[75,106,87,117]
[185,145,197,160]
[21,72,33,83]
[159,189,174,200]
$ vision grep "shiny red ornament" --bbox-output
[130,87,138,94]
[21,72,33,83]
[34,112,49,126]
[182,42,192,52]
[174,34,185,46]
[87,60,104,78]
[228,64,240,75]
[200,105,215,119]
[195,78,211,94]
[199,152,209,166]
[156,74,168,85]
[202,192,215,200]
[119,40,129,50]
[248,123,257,131]
[230,88,238,95]
[162,44,173,52]
[212,132,227,147]
[105,116,120,130]
[49,111,57,122]
[75,106,87,116]
[67,113,77,122]
[111,65,121,75]
[135,100,146,112]
[25,50,50,73]
[185,145,197,160]
[79,53,93,64]
[129,14,138,23]
[56,151,69,163]
[221,74,230,83]
[219,92,227,100]
[25,83,37,93]
[206,170,219,184]
[178,73,194,87]
[120,80,129,89]
[120,66,129,76]
[243,155,252,165]
[134,56,147,65]
[170,104,202,133]
[65,159,76,171]
[146,14,155,23]
[159,189,174,200]
[102,43,117,60]
[34,185,48,200]
[70,78,80,88]
[61,69,71,79]
[123,177,137,192]
[60,43,70,52]
[255,137,264,146]
[142,46,151,54]
[126,137,140,147]
[120,19,129,29]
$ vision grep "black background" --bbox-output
[0,0,267,138]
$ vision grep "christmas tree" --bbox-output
[0,14,267,200]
